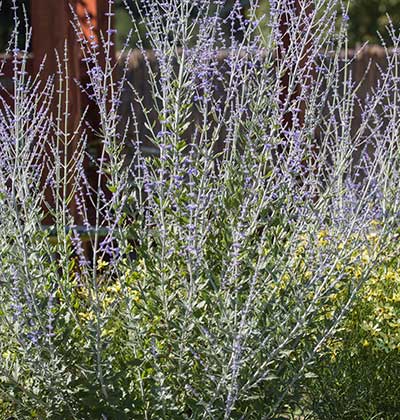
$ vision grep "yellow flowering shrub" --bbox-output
[347,254,400,353]
[307,226,400,418]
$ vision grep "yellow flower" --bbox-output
[304,271,313,281]
[385,270,397,282]
[107,281,122,294]
[97,258,109,271]
[367,232,378,242]
[2,350,11,359]
[78,311,94,321]
[317,230,329,246]
[102,297,115,309]
[335,261,344,271]
[361,249,370,264]
[296,245,305,255]
[76,287,89,298]
[131,290,141,303]
[101,327,118,338]
[392,293,400,302]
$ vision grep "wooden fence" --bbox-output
[119,46,393,153]
[0,45,393,151]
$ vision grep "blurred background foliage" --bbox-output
[115,0,400,49]
[1,0,400,51]
[346,0,400,45]
[0,0,30,52]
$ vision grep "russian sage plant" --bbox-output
[0,0,399,418]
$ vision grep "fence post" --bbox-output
[31,0,82,128]
[279,0,313,131]
[30,0,114,227]
[76,0,115,227]
[76,0,115,68]
[31,0,82,223]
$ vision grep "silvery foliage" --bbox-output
[0,0,399,417]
